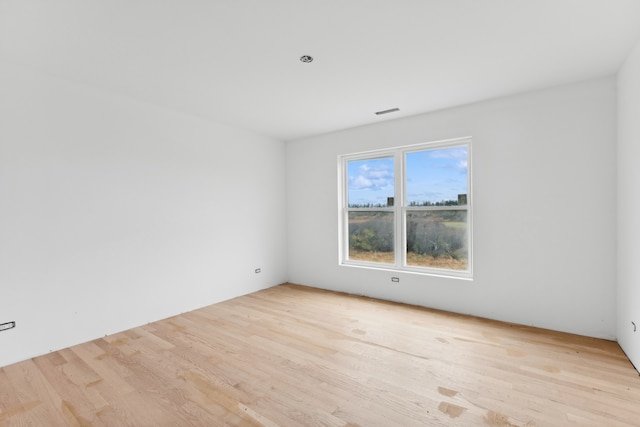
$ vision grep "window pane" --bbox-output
[348,211,394,264]
[347,157,394,207]
[406,147,467,206]
[406,210,468,270]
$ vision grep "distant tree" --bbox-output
[408,200,459,207]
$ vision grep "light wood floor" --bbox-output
[2,284,639,426]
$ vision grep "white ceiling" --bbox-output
[2,0,640,141]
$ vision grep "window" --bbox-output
[338,137,472,278]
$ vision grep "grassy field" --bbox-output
[348,210,468,270]
[349,250,467,270]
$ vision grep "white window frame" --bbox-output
[338,137,472,279]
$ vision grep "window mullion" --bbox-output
[395,151,404,268]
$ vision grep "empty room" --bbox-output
[2,0,640,425]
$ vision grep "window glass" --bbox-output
[347,157,394,207]
[348,211,394,263]
[406,147,468,206]
[406,210,468,270]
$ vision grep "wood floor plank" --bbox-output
[3,359,71,426]
[31,352,108,426]
[2,283,640,426]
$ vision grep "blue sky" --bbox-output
[347,146,468,206]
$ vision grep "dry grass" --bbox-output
[349,250,467,270]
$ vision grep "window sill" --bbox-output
[339,260,473,281]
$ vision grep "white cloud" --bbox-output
[349,163,394,191]
[429,147,467,160]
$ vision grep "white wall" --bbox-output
[617,40,640,369]
[0,62,287,368]
[287,77,617,339]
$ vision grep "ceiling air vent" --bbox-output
[375,108,400,115]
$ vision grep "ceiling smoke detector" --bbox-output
[300,55,314,63]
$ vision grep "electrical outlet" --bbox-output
[632,321,636,332]
[0,321,16,332]
[391,277,399,283]
[255,268,261,274]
